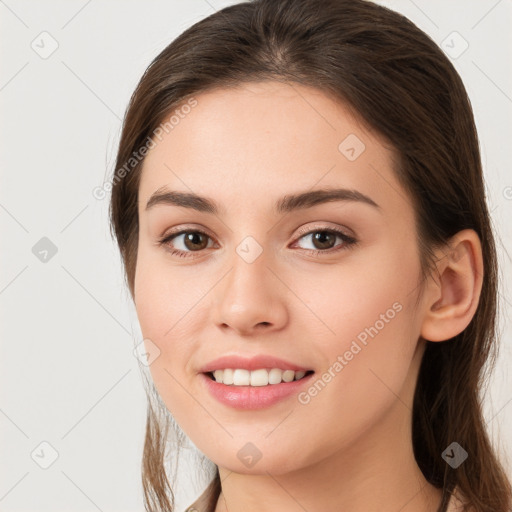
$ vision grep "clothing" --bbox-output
[185,482,467,512]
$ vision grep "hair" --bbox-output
[108,0,512,511]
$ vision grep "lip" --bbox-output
[200,371,315,410]
[199,354,312,373]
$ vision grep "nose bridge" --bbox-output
[211,233,287,333]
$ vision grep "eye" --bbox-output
[292,225,357,255]
[157,229,215,258]
[157,225,357,259]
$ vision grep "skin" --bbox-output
[134,81,483,512]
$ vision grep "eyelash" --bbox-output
[157,225,357,259]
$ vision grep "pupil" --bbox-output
[185,232,207,250]
[314,232,334,249]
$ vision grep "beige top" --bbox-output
[185,483,468,512]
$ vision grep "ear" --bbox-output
[420,229,484,342]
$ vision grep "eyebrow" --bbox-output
[145,186,380,215]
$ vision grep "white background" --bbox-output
[1,1,511,511]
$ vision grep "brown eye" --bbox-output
[158,229,214,255]
[309,231,337,250]
[181,232,210,251]
[158,225,357,260]
[294,227,356,254]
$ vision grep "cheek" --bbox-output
[296,244,422,436]
[293,238,419,354]
[132,232,424,465]
[134,251,181,370]
[133,249,212,418]
[134,246,200,340]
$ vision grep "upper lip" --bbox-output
[199,354,313,373]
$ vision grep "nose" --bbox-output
[211,250,289,337]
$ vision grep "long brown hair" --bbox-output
[108,1,512,510]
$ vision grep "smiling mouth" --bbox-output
[205,369,315,386]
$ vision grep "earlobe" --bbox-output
[420,229,484,343]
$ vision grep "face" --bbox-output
[134,81,428,475]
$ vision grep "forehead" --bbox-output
[138,81,405,217]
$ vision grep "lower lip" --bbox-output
[200,372,315,410]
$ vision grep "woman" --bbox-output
[109,0,512,510]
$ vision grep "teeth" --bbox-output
[222,368,234,385]
[210,368,309,386]
[250,369,268,386]
[233,369,250,386]
[269,368,283,385]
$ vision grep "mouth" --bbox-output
[204,368,315,386]
[201,368,316,410]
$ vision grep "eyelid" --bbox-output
[159,222,352,242]
[294,222,354,239]
[159,223,214,239]
[157,222,357,257]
